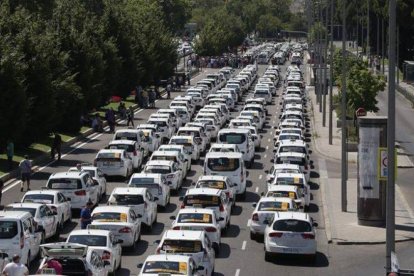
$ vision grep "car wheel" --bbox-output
[40,231,45,244]
[26,251,31,268]
[60,216,65,230]
[264,251,272,262]
[304,205,310,212]
[250,232,257,241]
[213,243,220,255]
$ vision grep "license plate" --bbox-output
[41,268,56,274]
[180,226,193,230]
[104,161,114,166]
[282,248,299,253]
[284,233,297,238]
[193,204,203,208]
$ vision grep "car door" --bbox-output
[109,232,122,266]
[39,205,54,237]
[129,210,141,236]
[84,175,99,204]
[22,218,38,260]
[97,169,107,196]
[58,193,70,222]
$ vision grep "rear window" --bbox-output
[161,239,203,253]
[68,235,107,247]
[108,144,134,152]
[23,194,54,204]
[129,177,155,185]
[145,166,171,174]
[82,169,96,178]
[219,133,246,144]
[143,261,187,275]
[183,195,220,208]
[148,121,167,127]
[0,221,18,239]
[178,213,213,224]
[111,194,144,205]
[258,201,289,211]
[266,191,297,199]
[48,178,82,190]
[196,180,226,190]
[279,146,306,154]
[170,139,192,147]
[97,152,122,159]
[273,219,312,232]
[207,157,240,172]
[152,155,176,162]
[276,177,304,185]
[276,157,306,166]
[178,131,199,137]
[8,207,36,217]
[114,133,137,141]
[92,212,127,222]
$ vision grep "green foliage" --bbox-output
[308,22,327,44]
[0,0,179,148]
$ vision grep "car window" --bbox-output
[273,219,312,232]
[68,235,107,246]
[58,193,66,203]
[23,194,54,204]
[0,221,18,238]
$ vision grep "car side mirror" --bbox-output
[273,126,277,129]
[104,261,111,267]
[270,159,274,163]
[197,266,205,271]
[137,263,143,269]
[191,182,195,186]
[154,240,161,244]
[260,192,264,196]
[218,217,225,221]
[264,170,269,174]
[169,215,176,220]
[273,149,276,153]
[313,222,318,227]
[153,197,159,201]
[137,214,142,218]
[179,196,184,201]
[252,203,257,208]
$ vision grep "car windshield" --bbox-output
[170,139,192,147]
[92,212,127,222]
[258,201,289,211]
[111,194,144,205]
[207,157,240,172]
[161,239,203,253]
[219,133,246,144]
[152,155,176,162]
[196,180,226,190]
[0,221,18,239]
[23,194,54,204]
[183,195,221,208]
[273,219,312,232]
[47,178,82,190]
[178,213,213,224]
[143,261,186,275]
[68,235,107,247]
[279,135,300,141]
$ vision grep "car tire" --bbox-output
[264,251,272,262]
[250,232,257,241]
[304,205,310,212]
[26,251,31,268]
[213,243,220,255]
[40,231,45,244]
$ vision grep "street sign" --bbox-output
[356,107,367,117]
[378,147,397,180]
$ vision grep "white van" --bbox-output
[204,152,247,199]
[0,211,42,267]
[217,128,255,167]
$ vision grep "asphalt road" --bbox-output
[3,63,414,275]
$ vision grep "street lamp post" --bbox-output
[341,0,348,212]
[323,0,328,127]
[328,0,334,144]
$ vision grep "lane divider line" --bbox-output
[255,187,259,193]
[259,175,262,180]
[235,269,241,276]
[241,241,247,250]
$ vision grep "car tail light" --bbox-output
[205,227,217,233]
[304,164,308,170]
[93,159,97,166]
[180,202,185,209]
[172,226,181,230]
[102,250,111,260]
[119,227,132,233]
[156,247,161,254]
[269,232,283,238]
[167,174,174,179]
[252,213,259,222]
[219,204,224,212]
[75,190,86,196]
[302,233,315,239]
[93,180,99,186]
[133,150,137,156]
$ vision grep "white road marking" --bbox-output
[259,174,262,180]
[264,154,267,158]
[235,269,241,276]
[255,187,259,193]
[272,120,275,124]
[242,240,247,250]
[270,131,273,136]
[267,138,271,142]
[266,145,269,150]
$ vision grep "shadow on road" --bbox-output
[216,242,231,259]
[266,251,329,267]
[224,224,240,238]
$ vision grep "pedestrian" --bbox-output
[105,108,116,133]
[0,179,3,209]
[186,73,191,86]
[51,133,62,161]
[142,89,148,108]
[126,106,134,127]
[155,86,161,99]
[149,89,155,108]
[19,155,32,192]
[2,254,29,276]
[6,140,14,170]
[80,201,93,229]
[166,83,172,99]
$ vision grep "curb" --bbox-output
[0,68,203,188]
[334,237,414,245]
[318,177,333,244]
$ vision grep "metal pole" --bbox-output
[341,0,348,212]
[329,0,334,144]
[377,15,380,56]
[367,0,370,64]
[397,26,399,84]
[323,0,328,127]
[319,4,323,113]
[386,0,396,271]
[356,10,359,57]
[317,4,322,107]
[382,19,385,75]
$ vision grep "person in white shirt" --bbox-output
[2,255,28,276]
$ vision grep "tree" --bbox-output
[256,14,282,38]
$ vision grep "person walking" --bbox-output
[142,89,148,108]
[186,73,191,86]
[2,254,29,276]
[166,83,172,99]
[19,155,32,192]
[51,133,62,161]
[126,106,134,127]
[148,89,155,108]
[80,201,93,229]
[105,108,116,133]
[6,140,14,170]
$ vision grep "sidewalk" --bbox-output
[306,64,414,244]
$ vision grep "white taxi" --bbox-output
[170,209,222,254]
[180,188,231,232]
[90,206,142,249]
[67,229,122,273]
[107,187,158,228]
[138,254,203,276]
[264,185,306,210]
[156,230,215,276]
[194,175,236,207]
[107,140,144,170]
[94,149,133,179]
[169,135,201,162]
[21,190,72,230]
[249,197,297,240]
[265,163,302,183]
[128,173,170,208]
[271,172,310,211]
[143,160,183,191]
[208,143,240,153]
[136,124,162,152]
[6,203,58,242]
[68,164,108,199]
[150,150,188,180]
[264,212,317,262]
[113,128,149,157]
[158,144,192,172]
